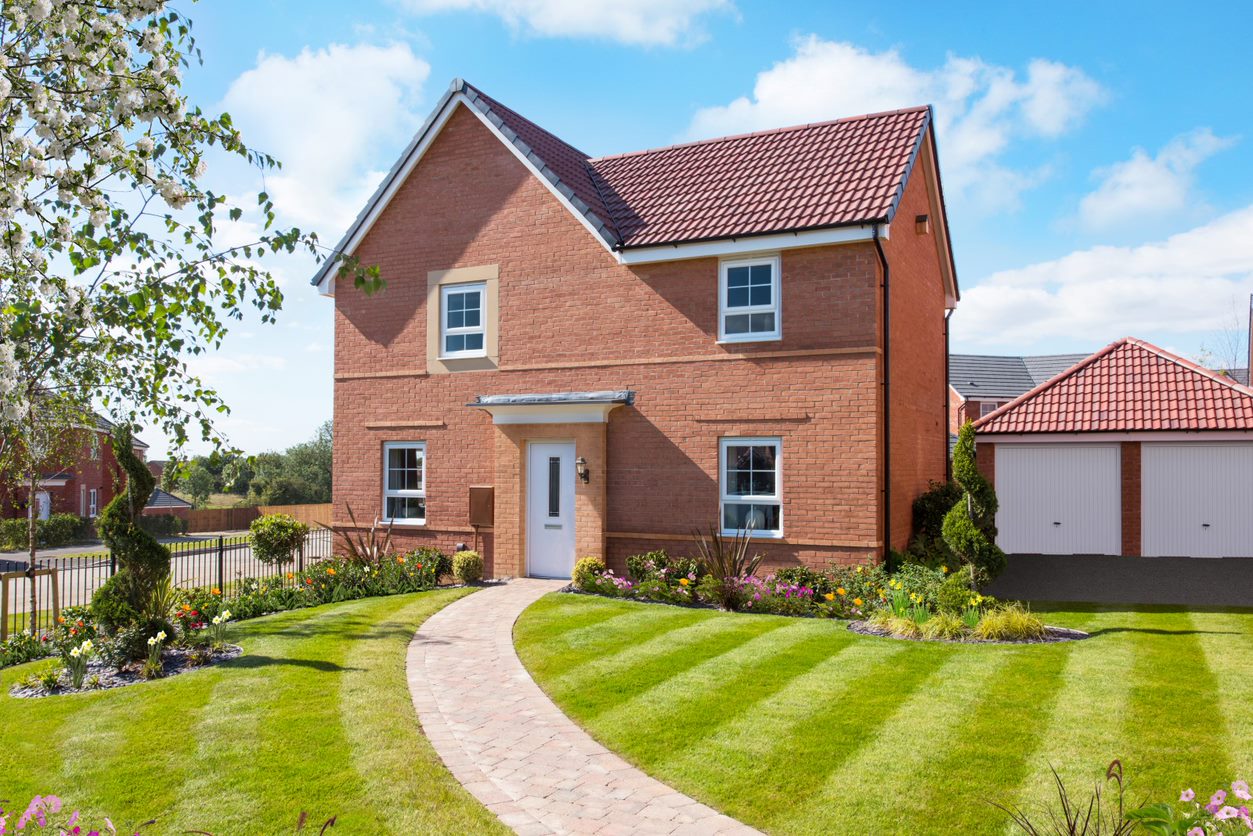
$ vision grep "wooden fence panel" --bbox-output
[257,503,332,527]
[185,506,260,533]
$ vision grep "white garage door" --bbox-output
[1142,443,1253,557]
[995,445,1122,555]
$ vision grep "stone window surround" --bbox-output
[426,264,500,374]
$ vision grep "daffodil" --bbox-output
[823,592,835,602]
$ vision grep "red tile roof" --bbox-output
[975,338,1253,434]
[465,82,931,249]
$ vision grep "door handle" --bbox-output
[1052,522,1061,526]
[1202,523,1211,528]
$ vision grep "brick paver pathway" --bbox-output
[407,579,761,835]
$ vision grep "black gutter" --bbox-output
[873,228,891,561]
[944,308,954,480]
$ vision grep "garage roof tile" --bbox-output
[974,338,1253,433]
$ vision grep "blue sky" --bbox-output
[153,0,1253,457]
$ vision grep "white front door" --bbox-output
[34,491,51,520]
[1142,443,1253,557]
[995,444,1121,555]
[527,441,576,578]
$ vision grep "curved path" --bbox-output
[407,579,760,836]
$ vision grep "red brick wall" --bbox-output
[1121,441,1141,556]
[882,144,950,550]
[331,103,946,575]
[0,429,131,518]
[975,441,995,487]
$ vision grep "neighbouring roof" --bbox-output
[468,391,635,408]
[949,353,1089,400]
[975,338,1253,434]
[94,414,149,449]
[1219,368,1250,386]
[145,488,192,509]
[313,79,944,287]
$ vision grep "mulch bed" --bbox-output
[848,620,1089,645]
[9,644,243,699]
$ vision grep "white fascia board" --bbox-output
[478,403,623,425]
[38,478,70,487]
[980,431,1253,444]
[615,224,886,265]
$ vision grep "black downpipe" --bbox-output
[873,229,891,561]
[944,308,954,481]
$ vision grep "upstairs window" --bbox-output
[719,256,781,343]
[979,402,1001,418]
[719,437,782,538]
[441,282,486,358]
[382,442,426,525]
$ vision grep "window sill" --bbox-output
[720,529,784,540]
[716,336,782,345]
[439,352,488,361]
[382,519,427,527]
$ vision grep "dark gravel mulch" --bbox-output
[848,620,1089,645]
[9,644,243,699]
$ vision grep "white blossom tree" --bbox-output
[0,0,380,624]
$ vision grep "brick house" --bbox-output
[315,79,958,578]
[1,416,149,521]
[974,338,1253,558]
[948,353,1087,434]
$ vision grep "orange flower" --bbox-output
[57,616,65,624]
[853,597,864,607]
[304,578,313,585]
[397,556,406,564]
[326,568,336,576]
[286,572,294,580]
[678,578,690,587]
[181,603,192,612]
[211,588,221,596]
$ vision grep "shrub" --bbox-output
[250,513,310,564]
[409,546,449,579]
[0,632,51,668]
[452,550,483,584]
[0,514,88,550]
[943,423,1007,579]
[867,610,921,639]
[625,549,698,583]
[936,572,975,614]
[828,563,890,612]
[92,427,172,636]
[773,565,833,596]
[890,563,946,610]
[572,556,607,591]
[0,517,26,550]
[973,603,1047,642]
[139,514,188,537]
[691,524,764,611]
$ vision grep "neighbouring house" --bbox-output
[973,337,1253,558]
[142,488,193,521]
[948,353,1088,434]
[315,79,958,579]
[1,416,149,521]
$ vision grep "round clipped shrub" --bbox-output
[452,550,484,584]
[936,573,975,614]
[250,513,310,564]
[572,556,607,591]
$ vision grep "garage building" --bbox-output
[973,337,1253,558]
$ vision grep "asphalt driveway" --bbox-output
[986,554,1253,608]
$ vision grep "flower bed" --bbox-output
[10,642,242,699]
[572,544,1081,644]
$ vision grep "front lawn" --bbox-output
[515,594,1253,835]
[0,589,505,834]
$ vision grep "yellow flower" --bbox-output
[823,592,835,602]
[941,565,949,574]
[397,556,406,564]
[855,566,863,574]
[853,597,864,607]
[836,587,846,596]
[678,578,690,587]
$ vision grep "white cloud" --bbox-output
[1078,128,1237,230]
[687,38,1106,210]
[955,206,1253,348]
[398,0,732,46]
[220,43,430,238]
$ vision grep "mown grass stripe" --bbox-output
[896,613,1097,835]
[1192,611,1253,781]
[649,635,905,813]
[706,639,952,827]
[1120,610,1231,795]
[543,612,788,711]
[767,643,1013,834]
[592,619,846,747]
[1007,608,1153,821]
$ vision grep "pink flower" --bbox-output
[1217,806,1241,820]
[1186,829,1203,836]
[1214,790,1229,806]
[1181,788,1196,802]
[1236,781,1252,801]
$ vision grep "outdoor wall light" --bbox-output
[575,456,589,483]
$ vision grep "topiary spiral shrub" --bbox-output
[942,422,1006,580]
[91,427,173,638]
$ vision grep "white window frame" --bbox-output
[381,441,426,526]
[718,255,781,344]
[440,282,487,359]
[88,488,98,518]
[980,401,1000,418]
[719,436,783,539]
